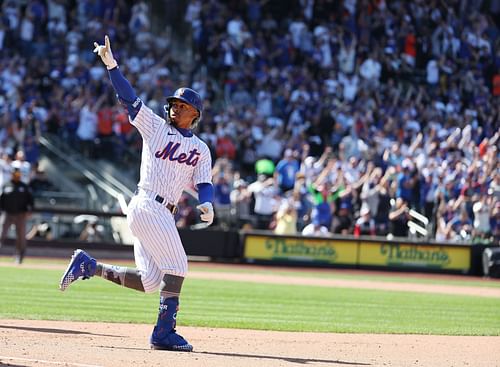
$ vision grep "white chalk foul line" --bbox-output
[0,355,103,367]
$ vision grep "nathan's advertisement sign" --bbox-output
[244,235,357,264]
[359,242,470,270]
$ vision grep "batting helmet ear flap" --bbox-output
[163,104,171,124]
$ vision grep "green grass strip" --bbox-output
[2,256,499,288]
[1,266,500,335]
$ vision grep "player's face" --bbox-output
[170,100,199,129]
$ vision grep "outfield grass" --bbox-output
[3,256,500,288]
[0,266,499,336]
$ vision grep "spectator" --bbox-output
[257,126,284,161]
[213,172,232,227]
[96,98,115,158]
[79,220,103,242]
[493,67,500,97]
[302,218,331,237]
[215,130,236,160]
[420,170,439,222]
[274,149,300,193]
[230,178,253,228]
[473,194,492,239]
[274,201,297,235]
[460,173,481,218]
[448,209,473,241]
[11,150,31,185]
[338,32,356,74]
[388,198,410,238]
[309,182,334,229]
[332,202,352,235]
[247,174,279,229]
[374,175,392,236]
[20,9,35,57]
[26,221,53,241]
[359,52,382,89]
[354,207,376,237]
[0,168,34,263]
[0,152,13,188]
[129,1,149,33]
[360,166,382,218]
[491,201,500,243]
[76,95,105,158]
[23,134,40,165]
[396,160,416,206]
[29,163,52,193]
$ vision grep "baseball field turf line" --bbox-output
[1,266,499,335]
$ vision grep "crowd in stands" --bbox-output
[0,0,498,243]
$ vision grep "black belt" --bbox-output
[135,189,178,215]
[154,194,178,215]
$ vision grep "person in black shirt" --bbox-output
[0,169,34,263]
[332,202,353,234]
[375,179,392,235]
[389,197,410,238]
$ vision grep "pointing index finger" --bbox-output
[105,35,110,50]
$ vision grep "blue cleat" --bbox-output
[59,249,96,291]
[150,327,193,352]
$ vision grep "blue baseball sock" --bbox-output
[152,296,178,340]
[150,296,192,350]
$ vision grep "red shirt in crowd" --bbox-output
[404,34,417,58]
[493,74,500,96]
[216,136,236,159]
[98,107,114,136]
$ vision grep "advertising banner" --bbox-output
[359,242,470,271]
[244,235,358,264]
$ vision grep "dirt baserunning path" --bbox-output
[1,319,499,367]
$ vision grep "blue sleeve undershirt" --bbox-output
[108,66,142,119]
[196,183,214,204]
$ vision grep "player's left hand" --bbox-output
[196,202,214,226]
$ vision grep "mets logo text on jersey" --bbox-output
[155,141,200,166]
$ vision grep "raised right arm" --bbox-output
[108,67,142,119]
[94,35,142,119]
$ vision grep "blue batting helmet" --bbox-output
[164,87,203,127]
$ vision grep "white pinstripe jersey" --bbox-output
[131,103,212,204]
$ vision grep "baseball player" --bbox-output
[59,35,214,352]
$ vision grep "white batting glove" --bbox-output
[196,202,214,226]
[93,35,118,70]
